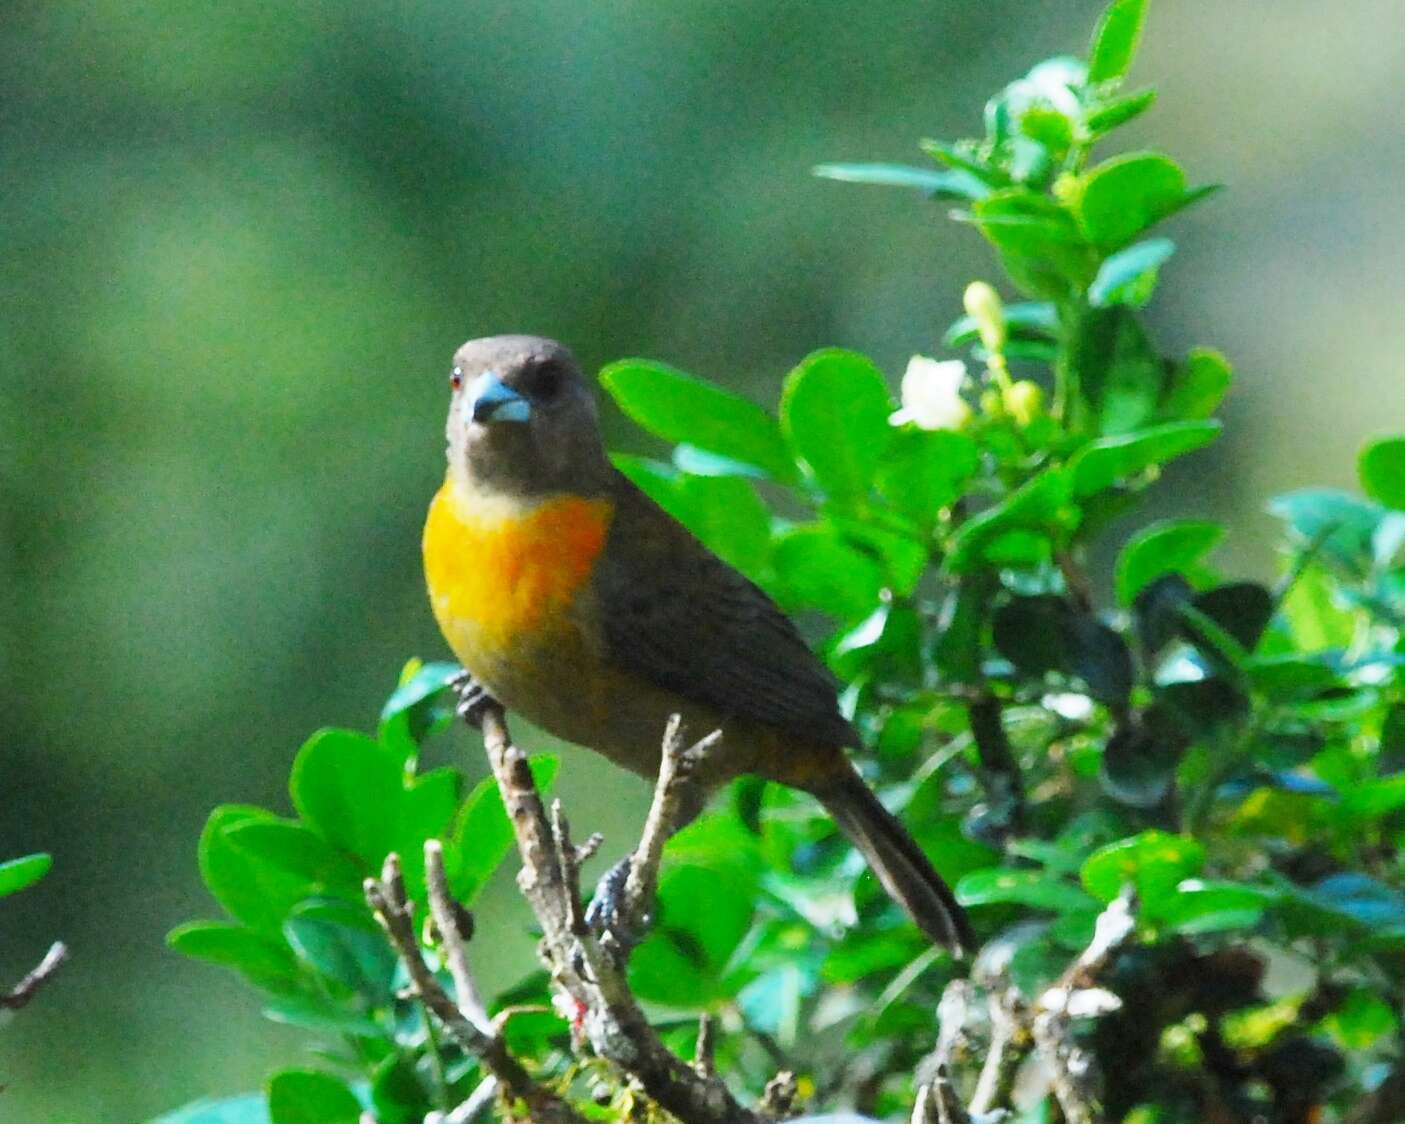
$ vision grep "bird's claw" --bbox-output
[585,855,650,953]
[451,673,497,730]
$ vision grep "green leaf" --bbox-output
[290,729,403,867]
[167,922,302,993]
[223,820,365,901]
[266,1070,362,1124]
[956,868,1096,913]
[1116,519,1223,605]
[395,766,464,900]
[1187,582,1273,654]
[1066,306,1163,433]
[1088,0,1150,83]
[378,660,459,749]
[446,756,559,903]
[812,162,989,200]
[876,429,979,525]
[1088,238,1174,308]
[1269,489,1384,575]
[262,996,384,1038]
[771,524,885,619]
[199,806,322,934]
[283,899,397,1003]
[600,359,796,482]
[969,189,1097,299]
[944,301,1058,351]
[1359,436,1405,509]
[630,863,755,1007]
[150,1093,270,1124]
[370,1052,429,1124]
[1157,879,1279,935]
[668,474,773,577]
[946,469,1072,573]
[1281,872,1405,935]
[1319,988,1398,1050]
[1101,719,1183,808]
[1068,420,1221,497]
[1080,831,1205,917]
[1076,152,1200,250]
[1340,773,1405,824]
[1279,563,1356,651]
[780,349,893,499]
[1161,347,1232,420]
[1086,88,1157,134]
[0,852,51,899]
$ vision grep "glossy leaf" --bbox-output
[1116,519,1223,605]
[0,852,51,899]
[1069,420,1221,497]
[265,1071,362,1124]
[1162,347,1232,420]
[956,868,1095,913]
[223,820,364,901]
[1268,489,1383,573]
[1157,880,1279,935]
[970,189,1097,298]
[1076,153,1203,250]
[1088,238,1174,308]
[1080,831,1205,916]
[876,428,979,524]
[1088,0,1149,83]
[1087,88,1157,134]
[1066,306,1163,433]
[630,863,756,1007]
[283,899,397,1003]
[780,349,893,499]
[812,162,989,200]
[167,922,302,994]
[290,729,402,867]
[772,524,885,619]
[199,806,322,935]
[946,469,1071,572]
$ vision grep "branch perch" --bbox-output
[471,697,768,1123]
[0,940,68,1013]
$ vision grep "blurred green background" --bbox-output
[4,1,1404,1119]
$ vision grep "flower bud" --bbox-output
[1004,380,1045,426]
[962,281,1006,353]
[893,356,972,431]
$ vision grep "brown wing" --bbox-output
[593,473,859,749]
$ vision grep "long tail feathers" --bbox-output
[814,768,975,955]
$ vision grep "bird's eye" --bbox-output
[449,365,464,391]
[529,361,564,401]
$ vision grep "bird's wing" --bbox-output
[593,474,858,749]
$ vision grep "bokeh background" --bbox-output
[4,1,1405,1119]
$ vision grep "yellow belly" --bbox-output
[422,478,614,686]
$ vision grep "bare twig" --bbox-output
[969,979,1029,1115]
[425,1076,499,1124]
[758,1070,800,1119]
[1,941,68,1012]
[475,700,763,1123]
[365,854,585,1124]
[424,840,492,1037]
[694,1013,717,1078]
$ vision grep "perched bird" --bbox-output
[422,335,973,952]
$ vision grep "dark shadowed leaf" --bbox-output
[1068,421,1221,497]
[630,864,756,1007]
[1133,573,1194,655]
[370,1052,428,1124]
[1187,582,1273,654]
[993,595,1068,677]
[283,899,397,1003]
[1066,305,1163,434]
[1062,615,1134,705]
[1100,711,1186,808]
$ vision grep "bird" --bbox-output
[422,334,974,953]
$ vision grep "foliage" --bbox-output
[163,3,1405,1121]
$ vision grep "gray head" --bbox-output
[444,336,612,498]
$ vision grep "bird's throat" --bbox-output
[423,475,614,660]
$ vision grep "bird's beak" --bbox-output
[466,372,532,425]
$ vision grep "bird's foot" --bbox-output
[450,672,498,730]
[585,855,651,955]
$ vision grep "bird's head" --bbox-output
[444,335,611,498]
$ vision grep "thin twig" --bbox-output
[969,979,1029,1115]
[0,941,68,1011]
[694,1013,717,1078]
[424,840,492,1037]
[365,855,585,1124]
[474,700,761,1124]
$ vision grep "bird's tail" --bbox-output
[812,767,975,955]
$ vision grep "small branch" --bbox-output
[758,1070,799,1119]
[424,840,492,1037]
[426,1076,499,1124]
[1,941,68,1011]
[694,1013,717,1078]
[365,855,585,1124]
[474,700,762,1124]
[969,979,1030,1115]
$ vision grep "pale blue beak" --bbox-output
[467,372,532,425]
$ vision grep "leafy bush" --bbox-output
[161,2,1405,1120]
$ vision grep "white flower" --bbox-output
[893,356,971,431]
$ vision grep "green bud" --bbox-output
[963,281,1006,353]
[1004,380,1045,426]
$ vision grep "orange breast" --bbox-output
[422,478,614,665]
